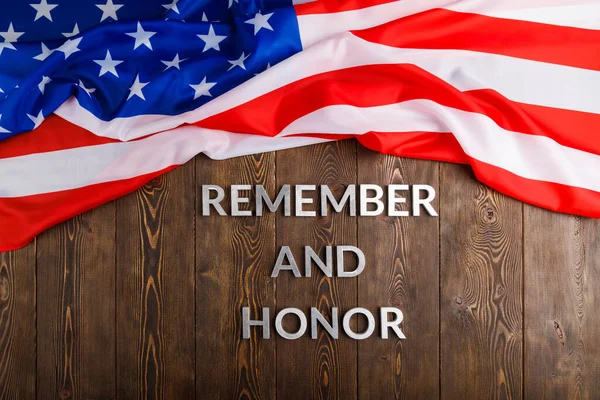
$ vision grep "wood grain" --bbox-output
[357,148,440,400]
[116,161,196,399]
[276,140,358,400]
[524,208,600,398]
[36,202,116,399]
[5,149,600,398]
[440,164,523,399]
[0,243,36,399]
[195,153,276,400]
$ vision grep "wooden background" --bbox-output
[1,140,599,399]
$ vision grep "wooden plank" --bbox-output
[0,243,36,398]
[440,164,523,399]
[357,152,440,399]
[195,153,276,400]
[276,141,357,400]
[116,161,196,399]
[36,203,116,399]
[524,209,600,398]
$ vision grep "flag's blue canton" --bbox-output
[0,0,302,139]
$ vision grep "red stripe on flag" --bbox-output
[357,131,468,164]
[197,63,600,155]
[292,130,468,163]
[0,165,178,252]
[465,157,600,219]
[295,0,397,15]
[0,115,119,159]
[351,8,600,71]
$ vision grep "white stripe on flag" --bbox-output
[446,2,600,30]
[297,0,600,48]
[279,99,600,193]
[0,128,329,198]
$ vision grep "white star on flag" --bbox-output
[30,0,58,22]
[0,23,25,50]
[27,110,45,129]
[0,115,8,134]
[57,37,82,59]
[190,77,216,99]
[162,0,179,14]
[62,23,79,38]
[227,52,250,71]
[228,0,238,9]
[78,80,96,97]
[197,24,226,52]
[94,50,124,77]
[38,76,51,94]
[128,74,149,100]
[245,12,274,35]
[201,12,208,22]
[96,0,123,22]
[162,54,187,71]
[33,43,54,61]
[126,22,156,50]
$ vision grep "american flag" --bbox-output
[0,0,598,250]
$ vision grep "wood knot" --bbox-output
[496,284,505,297]
[395,353,402,375]
[0,277,9,301]
[484,207,497,223]
[454,296,463,305]
[58,388,71,399]
[554,321,564,344]
[379,214,396,225]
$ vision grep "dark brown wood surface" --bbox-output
[276,141,357,400]
[357,149,439,400]
[1,141,600,399]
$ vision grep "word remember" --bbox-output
[201,184,437,217]
[243,246,406,341]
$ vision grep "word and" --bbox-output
[201,184,437,217]
[271,245,365,278]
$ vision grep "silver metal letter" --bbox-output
[359,185,384,216]
[256,185,291,216]
[337,246,365,278]
[320,185,356,216]
[242,307,270,339]
[271,246,301,278]
[275,308,307,340]
[305,246,333,278]
[342,308,375,340]
[295,185,316,217]
[202,185,227,216]
[231,185,252,216]
[311,307,339,339]
[388,184,409,217]
[412,185,438,216]
[380,307,406,339]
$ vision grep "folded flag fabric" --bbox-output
[0,0,599,251]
